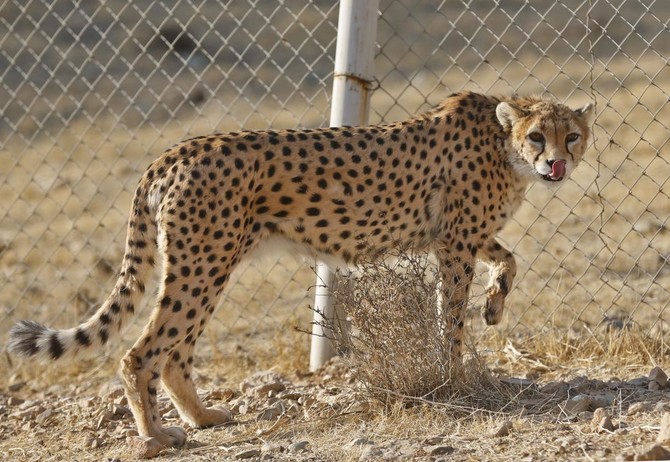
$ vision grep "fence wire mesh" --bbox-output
[1,1,668,362]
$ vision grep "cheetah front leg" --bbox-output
[478,238,517,325]
[436,250,475,360]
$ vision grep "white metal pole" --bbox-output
[310,0,379,372]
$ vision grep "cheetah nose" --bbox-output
[547,159,566,180]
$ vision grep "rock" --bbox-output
[255,382,287,397]
[112,403,131,418]
[598,416,615,432]
[207,388,236,401]
[632,444,670,461]
[493,421,513,437]
[104,388,125,402]
[126,435,163,459]
[628,377,649,388]
[260,441,284,453]
[86,437,105,448]
[540,381,569,398]
[288,440,309,453]
[235,448,261,459]
[578,411,594,421]
[35,408,53,425]
[657,413,670,444]
[7,397,25,406]
[359,445,384,460]
[627,402,653,416]
[649,367,668,388]
[348,437,375,447]
[8,381,26,392]
[591,409,616,433]
[428,445,455,456]
[563,395,593,414]
[256,401,285,421]
[501,377,535,387]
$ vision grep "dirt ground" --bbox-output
[2,1,670,461]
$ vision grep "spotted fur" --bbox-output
[9,91,593,448]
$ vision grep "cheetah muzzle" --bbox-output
[9,91,594,452]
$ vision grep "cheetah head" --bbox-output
[496,98,594,184]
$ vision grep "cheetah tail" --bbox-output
[8,184,157,362]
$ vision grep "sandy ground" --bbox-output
[1,1,669,460]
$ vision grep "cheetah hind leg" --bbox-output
[162,338,232,428]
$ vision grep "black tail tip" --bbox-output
[8,320,46,357]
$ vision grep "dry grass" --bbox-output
[319,249,538,416]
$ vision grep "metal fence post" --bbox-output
[309,0,379,372]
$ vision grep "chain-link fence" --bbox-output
[1,0,668,364]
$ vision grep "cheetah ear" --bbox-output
[574,102,595,125]
[496,102,527,132]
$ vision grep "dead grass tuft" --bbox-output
[325,249,528,414]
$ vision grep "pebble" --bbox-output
[563,395,593,414]
[627,402,653,416]
[35,408,53,425]
[428,445,455,456]
[493,421,513,437]
[256,401,285,421]
[348,437,375,446]
[288,440,309,452]
[649,366,668,388]
[7,397,25,406]
[359,445,384,461]
[235,448,261,459]
[126,435,163,459]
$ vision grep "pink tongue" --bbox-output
[551,160,566,179]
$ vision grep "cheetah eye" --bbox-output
[566,133,580,143]
[527,132,544,144]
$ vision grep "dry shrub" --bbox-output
[325,248,520,411]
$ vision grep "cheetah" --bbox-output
[9,91,593,449]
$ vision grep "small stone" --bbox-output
[8,381,26,392]
[104,388,125,402]
[627,402,653,416]
[649,381,661,391]
[112,404,131,418]
[256,401,285,421]
[126,435,163,459]
[35,408,52,425]
[235,448,261,459]
[86,437,105,448]
[649,367,668,387]
[540,382,569,398]
[657,413,670,444]
[288,440,309,453]
[578,411,594,421]
[493,420,513,437]
[628,377,649,387]
[501,377,535,387]
[163,409,179,419]
[632,444,670,461]
[597,416,615,433]
[428,445,455,456]
[563,395,593,414]
[7,397,25,406]
[359,446,384,461]
[592,408,609,422]
[348,437,375,446]
[207,388,236,401]
[260,442,283,453]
